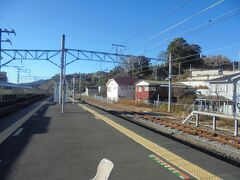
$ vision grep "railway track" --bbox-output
[143,115,240,149]
[82,97,240,150]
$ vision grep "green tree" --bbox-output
[0,72,8,82]
[167,38,203,69]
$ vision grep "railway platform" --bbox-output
[0,98,240,180]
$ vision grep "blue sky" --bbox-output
[1,0,240,83]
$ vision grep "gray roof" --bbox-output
[135,80,193,88]
[209,72,240,83]
[196,95,232,101]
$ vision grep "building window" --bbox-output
[138,87,142,92]
[107,87,111,92]
[215,84,228,92]
[149,87,156,91]
[144,86,149,91]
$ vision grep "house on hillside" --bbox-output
[135,80,195,103]
[208,72,240,100]
[189,69,240,81]
[106,77,137,102]
[197,72,240,115]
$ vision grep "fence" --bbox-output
[82,94,194,113]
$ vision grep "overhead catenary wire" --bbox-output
[132,42,240,78]
[124,0,225,53]
[0,16,13,30]
[145,0,224,42]
[171,42,240,63]
[121,0,193,45]
[145,6,240,52]
[109,42,240,80]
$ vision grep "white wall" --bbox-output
[107,80,119,101]
[192,69,220,77]
[106,79,135,102]
[223,70,240,76]
[136,81,149,86]
[54,82,68,103]
[180,81,209,87]
[209,83,233,100]
[187,75,223,80]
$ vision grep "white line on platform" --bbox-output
[13,128,24,136]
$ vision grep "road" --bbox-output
[0,99,239,180]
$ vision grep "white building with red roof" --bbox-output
[106,77,137,102]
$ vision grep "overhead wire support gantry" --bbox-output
[0,35,166,113]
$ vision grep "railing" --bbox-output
[193,104,234,116]
[182,101,197,121]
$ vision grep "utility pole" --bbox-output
[17,68,20,84]
[168,53,172,112]
[0,28,15,72]
[72,76,75,104]
[190,64,192,79]
[233,82,238,136]
[79,73,82,100]
[59,72,62,105]
[60,34,65,113]
[112,44,126,65]
[178,63,181,77]
[238,51,240,71]
[35,76,37,88]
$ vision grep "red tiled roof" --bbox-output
[114,77,137,86]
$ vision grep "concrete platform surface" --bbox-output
[0,100,239,180]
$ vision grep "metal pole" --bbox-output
[178,63,181,77]
[213,116,216,131]
[72,76,75,104]
[0,30,2,72]
[17,68,20,84]
[190,64,192,79]
[239,51,240,71]
[196,114,199,127]
[59,72,62,105]
[168,53,172,112]
[79,73,81,100]
[233,82,238,136]
[61,34,65,113]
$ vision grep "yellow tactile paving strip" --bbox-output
[79,104,221,180]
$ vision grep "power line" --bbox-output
[0,28,16,72]
[145,0,224,42]
[124,0,224,53]
[171,42,240,63]
[130,42,240,77]
[121,0,192,45]
[0,16,12,30]
[0,16,21,50]
[146,6,240,52]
